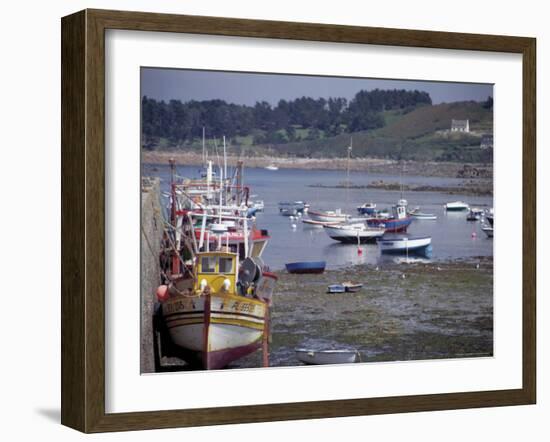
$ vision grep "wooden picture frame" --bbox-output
[61,8,536,433]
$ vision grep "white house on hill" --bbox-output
[451,119,470,132]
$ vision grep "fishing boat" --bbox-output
[356,202,377,215]
[323,223,385,243]
[285,261,326,274]
[445,201,469,211]
[155,149,278,370]
[295,349,359,365]
[378,235,432,258]
[481,224,494,238]
[193,225,270,258]
[366,200,412,233]
[265,164,279,171]
[466,208,483,221]
[308,208,350,223]
[159,251,273,369]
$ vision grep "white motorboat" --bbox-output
[323,223,385,243]
[445,201,469,211]
[265,164,279,171]
[378,235,432,258]
[295,349,359,365]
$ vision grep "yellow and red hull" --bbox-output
[162,293,268,369]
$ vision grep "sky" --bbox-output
[141,68,493,106]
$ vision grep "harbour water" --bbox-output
[143,163,493,271]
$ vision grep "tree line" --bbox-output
[141,89,432,148]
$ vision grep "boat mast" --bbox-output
[346,137,352,210]
[202,126,206,164]
[223,135,228,187]
[169,157,180,275]
[217,166,224,251]
[399,162,405,202]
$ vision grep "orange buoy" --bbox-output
[156,285,170,302]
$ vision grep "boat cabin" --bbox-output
[392,203,408,219]
[195,251,238,294]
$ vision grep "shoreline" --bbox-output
[152,256,493,370]
[310,179,493,196]
[142,151,492,179]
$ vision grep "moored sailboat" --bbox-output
[307,208,350,223]
[378,234,432,258]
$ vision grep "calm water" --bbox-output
[143,163,493,270]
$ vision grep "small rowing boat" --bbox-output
[327,284,346,293]
[285,261,326,274]
[342,281,363,292]
[295,348,359,365]
[327,282,363,293]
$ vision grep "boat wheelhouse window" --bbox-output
[219,257,234,274]
[201,256,217,273]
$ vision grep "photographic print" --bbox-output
[140,68,494,373]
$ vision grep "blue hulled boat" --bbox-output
[366,199,412,233]
[286,261,326,274]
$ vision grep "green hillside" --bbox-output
[252,101,493,163]
[145,99,493,163]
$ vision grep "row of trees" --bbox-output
[141,89,432,147]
